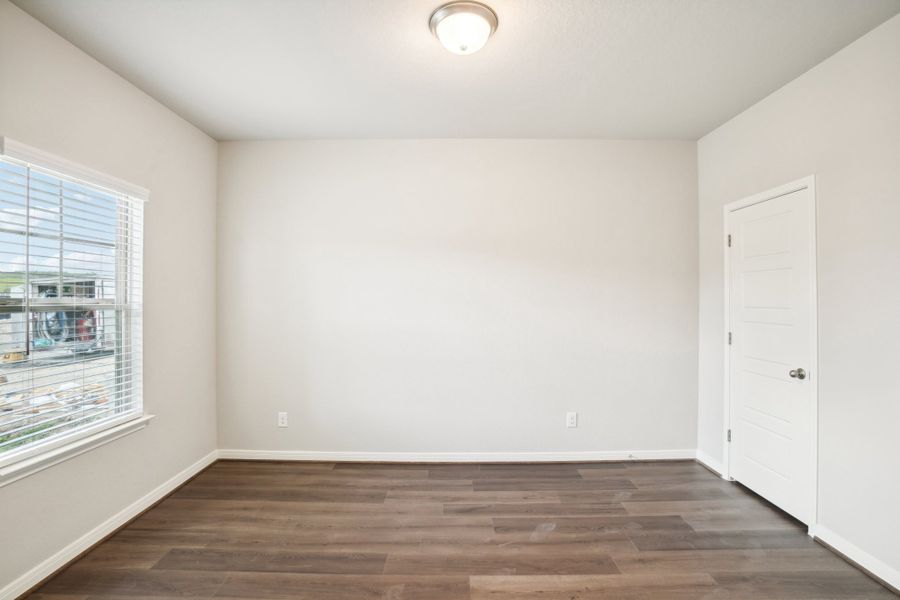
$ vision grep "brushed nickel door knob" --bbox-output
[789,368,807,380]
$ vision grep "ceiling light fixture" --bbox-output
[429,1,498,56]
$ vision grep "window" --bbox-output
[0,140,144,471]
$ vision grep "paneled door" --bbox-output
[726,178,816,525]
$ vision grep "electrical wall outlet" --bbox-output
[566,412,578,428]
[277,412,288,428]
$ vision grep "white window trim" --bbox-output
[0,136,149,485]
[0,414,153,487]
[0,137,150,202]
[0,411,146,471]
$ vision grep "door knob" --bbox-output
[789,368,807,380]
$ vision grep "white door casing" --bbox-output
[723,176,817,526]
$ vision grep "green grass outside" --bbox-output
[0,419,59,451]
[0,413,106,453]
[0,273,25,294]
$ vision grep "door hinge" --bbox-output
[727,429,732,443]
[728,331,732,345]
[727,234,732,247]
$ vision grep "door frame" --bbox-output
[722,175,819,527]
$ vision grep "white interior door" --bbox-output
[727,181,816,525]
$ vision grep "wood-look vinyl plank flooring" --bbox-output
[28,460,897,599]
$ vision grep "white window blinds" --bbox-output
[0,150,143,467]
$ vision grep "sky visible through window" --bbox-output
[0,161,118,296]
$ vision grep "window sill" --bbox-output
[0,414,154,488]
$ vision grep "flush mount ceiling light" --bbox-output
[429,1,498,55]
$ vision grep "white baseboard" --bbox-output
[695,450,727,479]
[217,448,697,463]
[809,524,900,593]
[0,449,219,600]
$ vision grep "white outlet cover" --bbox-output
[566,412,578,428]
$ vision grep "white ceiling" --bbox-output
[13,0,900,140]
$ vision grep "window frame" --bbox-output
[0,137,149,483]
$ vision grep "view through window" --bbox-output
[0,156,143,466]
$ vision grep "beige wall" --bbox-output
[697,14,900,579]
[217,139,698,457]
[0,0,218,589]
